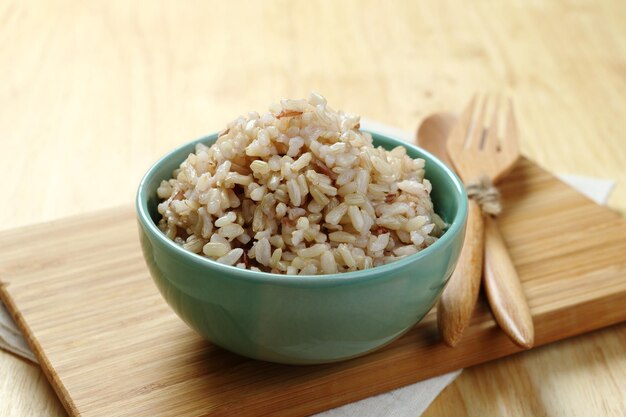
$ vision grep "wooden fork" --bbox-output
[446,95,534,349]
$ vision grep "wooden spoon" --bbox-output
[417,113,484,347]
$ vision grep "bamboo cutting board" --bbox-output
[1,157,626,417]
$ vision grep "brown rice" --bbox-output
[157,93,445,275]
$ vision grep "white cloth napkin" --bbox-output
[0,120,615,416]
[0,302,37,362]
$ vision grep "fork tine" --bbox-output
[485,95,500,152]
[490,97,520,183]
[448,94,521,184]
[504,98,519,155]
[469,94,487,150]
[447,94,477,151]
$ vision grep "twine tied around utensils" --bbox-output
[466,176,502,216]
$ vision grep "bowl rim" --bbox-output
[136,129,467,286]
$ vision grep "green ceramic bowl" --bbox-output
[136,131,467,364]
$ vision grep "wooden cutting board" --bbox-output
[1,157,626,417]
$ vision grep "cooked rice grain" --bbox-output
[157,93,444,274]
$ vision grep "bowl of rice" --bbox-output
[137,93,467,364]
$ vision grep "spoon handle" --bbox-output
[483,216,535,349]
[437,199,484,347]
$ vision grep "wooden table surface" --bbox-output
[1,1,625,416]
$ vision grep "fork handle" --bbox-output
[437,199,484,347]
[483,215,535,349]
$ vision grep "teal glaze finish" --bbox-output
[136,132,468,364]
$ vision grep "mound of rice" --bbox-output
[157,93,445,275]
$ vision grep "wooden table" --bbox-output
[1,1,625,415]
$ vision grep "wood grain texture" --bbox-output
[1,158,626,416]
[1,0,626,416]
[0,355,65,416]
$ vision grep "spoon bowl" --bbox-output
[416,112,456,167]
